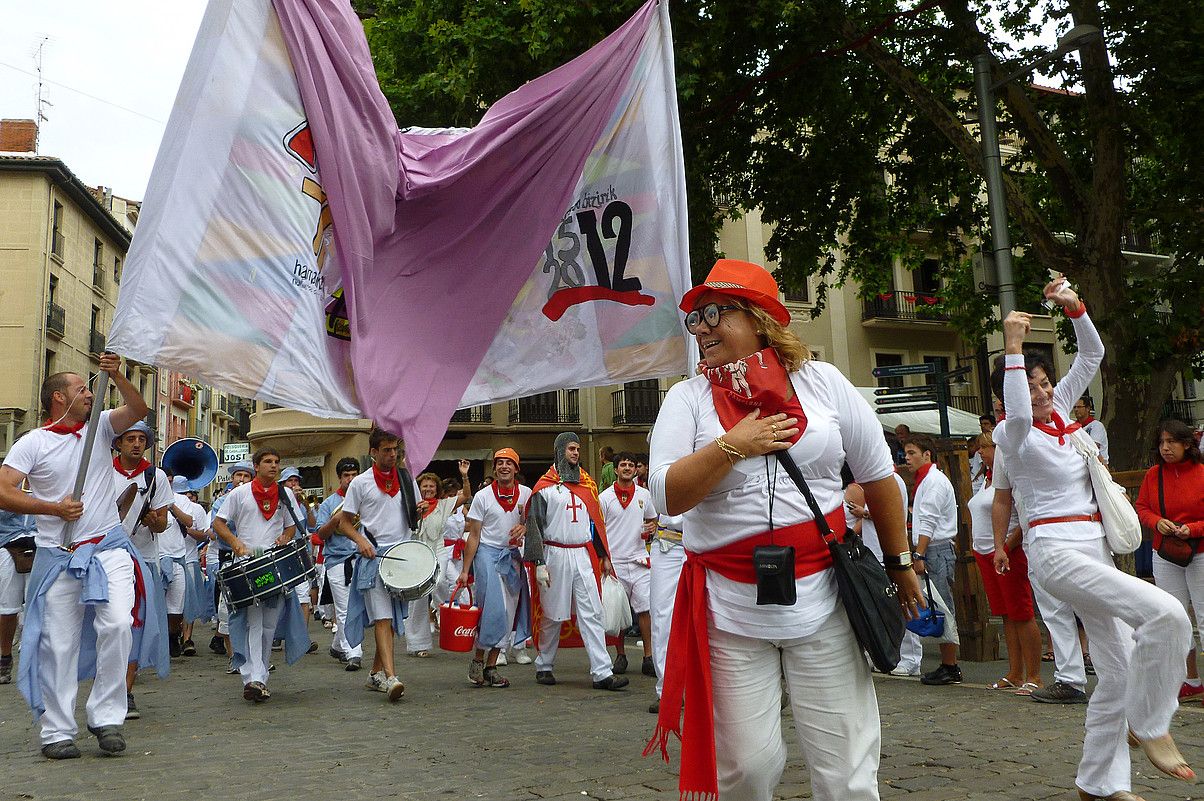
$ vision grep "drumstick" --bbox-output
[374,554,413,563]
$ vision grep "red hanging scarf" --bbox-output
[250,478,279,521]
[43,419,85,438]
[492,480,519,513]
[699,347,807,443]
[614,482,635,510]
[1033,410,1082,445]
[113,456,151,479]
[910,462,934,500]
[372,464,400,497]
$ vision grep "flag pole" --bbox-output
[61,367,110,545]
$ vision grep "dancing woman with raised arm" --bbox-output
[992,278,1193,801]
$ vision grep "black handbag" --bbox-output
[775,452,905,672]
[1156,465,1195,568]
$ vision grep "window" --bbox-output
[44,349,55,381]
[1184,373,1198,401]
[48,274,58,304]
[782,279,809,304]
[51,201,64,258]
[114,256,122,285]
[93,239,104,287]
[922,355,950,386]
[914,258,941,296]
[875,353,904,389]
[90,305,101,333]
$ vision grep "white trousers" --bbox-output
[327,561,361,658]
[1028,535,1191,796]
[1151,551,1204,651]
[0,547,27,615]
[1029,563,1087,689]
[535,548,611,682]
[897,631,922,672]
[403,592,433,652]
[709,608,881,801]
[649,541,684,698]
[239,598,283,686]
[39,550,134,744]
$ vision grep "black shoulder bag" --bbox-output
[1155,465,1195,567]
[775,451,905,672]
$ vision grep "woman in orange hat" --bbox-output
[645,259,923,801]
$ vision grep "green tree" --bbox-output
[356,0,1204,469]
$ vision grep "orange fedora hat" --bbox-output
[679,259,791,326]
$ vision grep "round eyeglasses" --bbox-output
[684,303,742,333]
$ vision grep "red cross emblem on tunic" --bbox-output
[566,493,584,523]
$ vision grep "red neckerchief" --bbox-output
[421,496,440,519]
[699,347,807,444]
[250,478,279,521]
[372,464,400,497]
[113,456,151,479]
[1033,410,1082,445]
[644,508,847,801]
[492,480,519,513]
[910,462,934,501]
[614,482,635,510]
[1081,415,1097,426]
[335,486,346,497]
[43,419,85,438]
[985,466,993,483]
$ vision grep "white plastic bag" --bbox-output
[1069,430,1141,554]
[601,575,632,636]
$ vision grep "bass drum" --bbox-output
[378,540,439,601]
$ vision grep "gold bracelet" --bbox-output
[714,436,746,464]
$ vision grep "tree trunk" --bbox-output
[1099,358,1178,471]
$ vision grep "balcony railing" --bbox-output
[51,229,64,259]
[172,382,193,409]
[862,292,948,323]
[508,390,580,425]
[46,302,65,338]
[88,330,106,355]
[1162,399,1203,428]
[948,393,984,417]
[611,387,666,426]
[450,405,493,424]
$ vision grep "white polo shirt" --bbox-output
[4,411,123,548]
[468,483,531,549]
[214,481,294,551]
[599,483,657,564]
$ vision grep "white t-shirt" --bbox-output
[214,481,295,551]
[599,483,657,564]
[649,361,894,639]
[968,480,1021,554]
[4,411,124,547]
[969,452,987,494]
[1083,419,1110,465]
[116,466,174,562]
[467,483,531,549]
[184,503,208,563]
[158,492,192,560]
[912,466,958,545]
[533,484,594,546]
[441,506,467,544]
[341,471,416,550]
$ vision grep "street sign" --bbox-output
[875,394,938,407]
[872,363,936,378]
[222,441,250,463]
[875,403,939,414]
[873,386,937,397]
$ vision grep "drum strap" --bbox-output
[276,481,307,537]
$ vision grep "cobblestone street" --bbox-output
[1,622,1201,801]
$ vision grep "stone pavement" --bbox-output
[1,622,1201,801]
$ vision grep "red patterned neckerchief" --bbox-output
[492,480,519,513]
[699,347,807,444]
[113,456,151,479]
[372,464,400,497]
[250,478,279,521]
[43,419,85,438]
[614,482,635,510]
[1033,410,1082,445]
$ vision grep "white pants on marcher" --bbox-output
[0,547,27,615]
[403,592,433,652]
[328,561,361,659]
[39,550,134,745]
[897,631,922,672]
[535,547,611,682]
[239,598,283,686]
[164,561,185,615]
[1028,535,1191,797]
[709,607,881,801]
[1151,551,1204,651]
[1029,563,1087,689]
[649,541,684,698]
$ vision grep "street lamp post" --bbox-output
[973,24,1102,317]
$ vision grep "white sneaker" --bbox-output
[384,675,406,702]
[495,651,508,667]
[366,670,386,692]
[890,665,921,677]
[513,648,533,665]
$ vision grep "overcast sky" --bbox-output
[0,0,207,200]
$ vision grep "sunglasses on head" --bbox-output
[684,302,743,333]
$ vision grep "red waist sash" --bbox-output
[644,507,846,801]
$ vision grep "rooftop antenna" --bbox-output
[34,37,52,153]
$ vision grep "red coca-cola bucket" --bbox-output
[439,588,481,652]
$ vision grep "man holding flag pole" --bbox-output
[0,355,164,759]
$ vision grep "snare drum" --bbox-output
[219,539,316,610]
[378,541,439,601]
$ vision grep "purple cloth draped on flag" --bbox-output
[273,0,658,471]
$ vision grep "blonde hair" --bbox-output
[975,432,995,449]
[745,304,810,372]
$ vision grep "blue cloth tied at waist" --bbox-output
[343,551,407,647]
[18,525,167,719]
[228,589,310,670]
[473,543,531,650]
